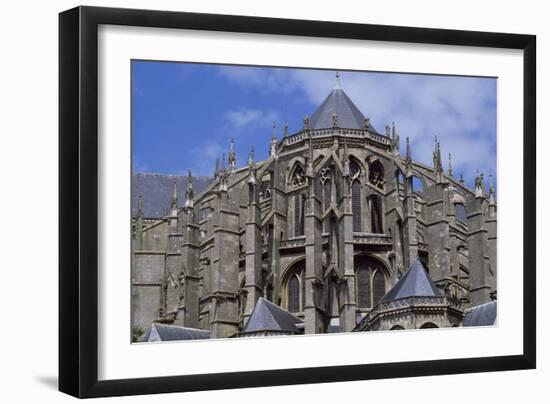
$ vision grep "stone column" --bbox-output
[467,195,491,306]
[425,183,450,284]
[243,170,262,322]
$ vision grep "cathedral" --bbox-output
[131,78,497,342]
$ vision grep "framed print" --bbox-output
[59,6,536,398]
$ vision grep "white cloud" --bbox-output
[224,108,279,130]
[186,139,226,176]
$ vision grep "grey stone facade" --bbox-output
[131,84,497,340]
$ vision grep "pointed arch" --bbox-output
[354,254,390,309]
[282,259,306,313]
[369,194,384,234]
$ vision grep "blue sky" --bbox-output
[132,61,496,190]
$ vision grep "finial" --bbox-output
[335,71,341,89]
[447,153,453,177]
[137,195,143,217]
[385,125,391,137]
[171,178,178,210]
[214,157,220,178]
[248,146,255,167]
[489,173,496,205]
[405,137,411,166]
[391,122,396,139]
[185,170,194,208]
[459,173,464,184]
[332,112,338,128]
[221,153,226,172]
[283,121,289,138]
[228,138,236,172]
[364,117,370,129]
[303,115,310,129]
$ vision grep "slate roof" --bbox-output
[141,323,210,342]
[463,301,497,327]
[132,173,211,218]
[309,87,378,132]
[242,298,304,334]
[382,260,442,302]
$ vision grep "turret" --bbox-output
[228,138,236,173]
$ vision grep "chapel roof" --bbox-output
[242,297,303,334]
[381,260,442,302]
[463,301,497,327]
[141,323,210,342]
[309,85,378,133]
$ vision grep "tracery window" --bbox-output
[355,256,388,309]
[294,194,305,237]
[284,262,305,313]
[369,194,384,234]
[369,160,385,190]
[289,164,306,189]
[350,160,362,232]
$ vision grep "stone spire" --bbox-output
[136,195,143,218]
[219,154,228,192]
[247,146,256,184]
[391,122,400,155]
[405,136,412,167]
[447,153,453,178]
[185,170,194,209]
[228,138,236,173]
[283,121,289,138]
[248,146,255,168]
[171,178,178,212]
[488,174,496,206]
[433,136,443,181]
[270,122,278,157]
[214,157,220,179]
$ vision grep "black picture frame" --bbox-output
[59,5,536,398]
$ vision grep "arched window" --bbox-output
[372,270,386,303]
[294,194,305,237]
[455,203,467,223]
[284,262,305,313]
[355,256,388,309]
[352,180,361,232]
[288,275,300,313]
[369,160,385,189]
[289,164,305,189]
[420,322,438,329]
[369,194,383,234]
[390,325,405,331]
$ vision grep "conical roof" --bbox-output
[381,260,441,302]
[242,297,303,334]
[309,87,378,132]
